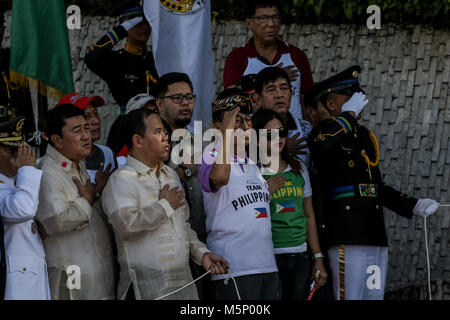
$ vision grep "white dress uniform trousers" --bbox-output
[0,166,50,300]
[328,245,388,300]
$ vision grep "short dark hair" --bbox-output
[121,108,159,149]
[46,104,86,147]
[245,0,281,18]
[155,72,193,98]
[255,67,291,94]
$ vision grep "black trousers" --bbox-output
[213,272,280,300]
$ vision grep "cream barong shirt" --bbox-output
[102,156,210,300]
[36,145,115,300]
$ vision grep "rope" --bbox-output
[361,130,380,167]
[423,203,449,301]
[424,215,431,301]
[155,269,211,300]
[224,270,241,300]
[155,269,241,300]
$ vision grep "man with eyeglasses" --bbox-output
[223,0,313,121]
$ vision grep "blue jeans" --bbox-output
[275,252,311,300]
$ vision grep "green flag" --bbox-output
[10,0,74,100]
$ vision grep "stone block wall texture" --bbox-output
[3,13,449,299]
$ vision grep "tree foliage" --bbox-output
[1,0,446,27]
[211,0,450,27]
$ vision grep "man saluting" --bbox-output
[304,65,440,300]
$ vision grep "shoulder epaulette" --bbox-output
[335,116,352,133]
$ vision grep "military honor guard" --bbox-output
[84,0,159,154]
[303,66,440,300]
[0,116,50,300]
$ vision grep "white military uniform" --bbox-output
[36,145,115,300]
[102,156,211,300]
[0,166,50,300]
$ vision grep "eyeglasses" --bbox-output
[160,94,196,104]
[266,129,288,140]
[252,14,281,25]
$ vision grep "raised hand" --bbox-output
[341,92,369,117]
[120,16,144,31]
[275,62,299,83]
[286,132,308,155]
[221,107,240,133]
[10,143,36,171]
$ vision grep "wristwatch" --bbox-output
[313,252,324,259]
[179,165,192,178]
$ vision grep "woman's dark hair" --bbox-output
[251,109,302,175]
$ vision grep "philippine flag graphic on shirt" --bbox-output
[254,208,268,218]
[276,202,296,213]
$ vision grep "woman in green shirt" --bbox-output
[252,109,327,300]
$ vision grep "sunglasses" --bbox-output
[266,129,288,140]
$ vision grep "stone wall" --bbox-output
[3,13,449,299]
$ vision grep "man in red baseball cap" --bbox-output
[56,93,117,195]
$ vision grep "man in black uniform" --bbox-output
[84,0,159,154]
[303,65,440,300]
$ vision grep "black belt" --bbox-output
[330,184,379,200]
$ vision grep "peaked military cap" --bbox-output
[304,65,364,109]
[318,65,363,97]
[0,116,26,147]
[112,0,144,20]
